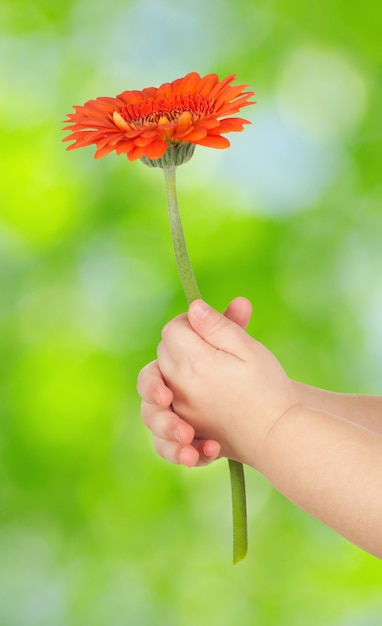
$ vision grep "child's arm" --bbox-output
[256,403,382,558]
[294,381,382,434]
[138,299,382,558]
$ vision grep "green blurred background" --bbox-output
[1,0,382,624]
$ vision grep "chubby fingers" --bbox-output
[143,402,220,467]
[137,359,174,408]
[187,299,251,358]
[137,360,220,466]
[138,360,193,443]
[154,435,221,467]
[224,296,252,330]
[158,297,253,373]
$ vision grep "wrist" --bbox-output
[242,401,304,472]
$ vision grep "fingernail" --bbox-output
[192,299,211,320]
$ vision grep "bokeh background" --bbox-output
[1,0,382,624]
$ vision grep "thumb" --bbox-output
[188,299,250,357]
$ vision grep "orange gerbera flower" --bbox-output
[63,72,255,165]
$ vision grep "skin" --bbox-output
[137,298,382,558]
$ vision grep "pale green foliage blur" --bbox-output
[1,0,382,624]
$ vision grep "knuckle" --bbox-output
[153,437,163,456]
[136,366,147,392]
[140,402,151,427]
[161,320,172,338]
[153,438,176,463]
[156,340,164,358]
[208,317,230,340]
[137,360,155,394]
[161,314,188,339]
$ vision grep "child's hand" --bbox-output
[157,300,300,466]
[137,297,252,467]
[138,359,221,467]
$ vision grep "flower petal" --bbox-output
[181,127,208,142]
[195,135,230,149]
[113,111,131,131]
[176,111,193,134]
[115,140,135,155]
[199,73,219,96]
[127,144,148,161]
[209,74,236,99]
[144,139,168,159]
[94,142,121,159]
[216,118,251,133]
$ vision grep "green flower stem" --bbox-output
[228,459,248,564]
[163,166,201,304]
[162,165,248,564]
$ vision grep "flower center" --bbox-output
[118,93,214,129]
